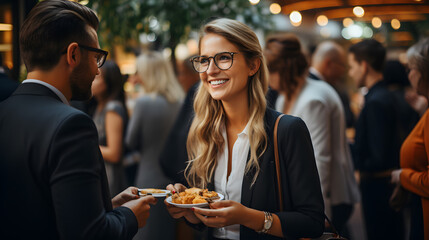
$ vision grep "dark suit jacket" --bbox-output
[353,81,401,172]
[0,83,137,239]
[204,109,324,239]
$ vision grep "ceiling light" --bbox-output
[317,15,328,26]
[249,0,260,5]
[270,3,282,14]
[391,19,401,30]
[372,17,382,28]
[290,11,302,23]
[353,6,365,17]
[343,18,354,28]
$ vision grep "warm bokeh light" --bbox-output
[270,3,282,14]
[320,27,331,38]
[363,27,373,38]
[391,19,401,30]
[78,0,89,5]
[342,24,363,39]
[343,18,354,28]
[290,11,302,24]
[317,15,328,26]
[353,6,365,17]
[0,23,13,31]
[249,0,260,5]
[372,17,382,28]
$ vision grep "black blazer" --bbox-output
[0,83,137,239]
[353,81,401,172]
[204,108,325,239]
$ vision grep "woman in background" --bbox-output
[91,60,128,197]
[165,18,324,240]
[126,51,184,240]
[392,37,429,240]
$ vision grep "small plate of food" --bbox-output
[166,187,223,208]
[138,188,171,198]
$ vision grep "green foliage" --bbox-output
[87,0,273,53]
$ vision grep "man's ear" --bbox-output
[66,42,81,67]
[249,58,261,76]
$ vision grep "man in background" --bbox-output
[310,41,355,128]
[348,39,404,240]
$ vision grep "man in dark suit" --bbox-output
[348,39,404,240]
[0,1,155,239]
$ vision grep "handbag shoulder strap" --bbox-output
[274,114,285,212]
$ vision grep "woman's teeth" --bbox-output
[210,80,227,85]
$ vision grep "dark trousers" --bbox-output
[360,176,405,240]
[331,203,353,239]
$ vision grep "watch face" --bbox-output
[264,220,272,229]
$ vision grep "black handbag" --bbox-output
[273,114,347,240]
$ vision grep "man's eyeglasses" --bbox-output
[190,52,239,73]
[78,44,108,68]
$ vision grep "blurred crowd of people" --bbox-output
[1,1,429,240]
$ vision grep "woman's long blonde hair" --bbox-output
[136,51,184,102]
[185,18,269,188]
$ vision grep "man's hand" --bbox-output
[112,187,139,209]
[122,195,157,228]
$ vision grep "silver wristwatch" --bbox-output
[257,211,273,234]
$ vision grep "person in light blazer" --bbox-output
[264,34,360,238]
[164,18,325,240]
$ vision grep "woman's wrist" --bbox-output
[240,207,265,231]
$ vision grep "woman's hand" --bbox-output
[164,183,200,224]
[112,187,140,209]
[166,183,187,194]
[192,200,248,228]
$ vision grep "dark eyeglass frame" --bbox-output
[61,44,108,68]
[190,52,239,73]
[78,44,108,68]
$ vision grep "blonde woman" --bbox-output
[126,51,184,240]
[165,18,324,240]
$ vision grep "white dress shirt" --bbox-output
[22,79,69,105]
[213,122,250,240]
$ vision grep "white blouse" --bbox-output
[212,122,250,240]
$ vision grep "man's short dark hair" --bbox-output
[19,0,99,71]
[349,39,386,72]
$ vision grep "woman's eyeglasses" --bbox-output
[78,44,108,68]
[190,52,239,73]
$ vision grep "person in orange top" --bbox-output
[392,37,429,240]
